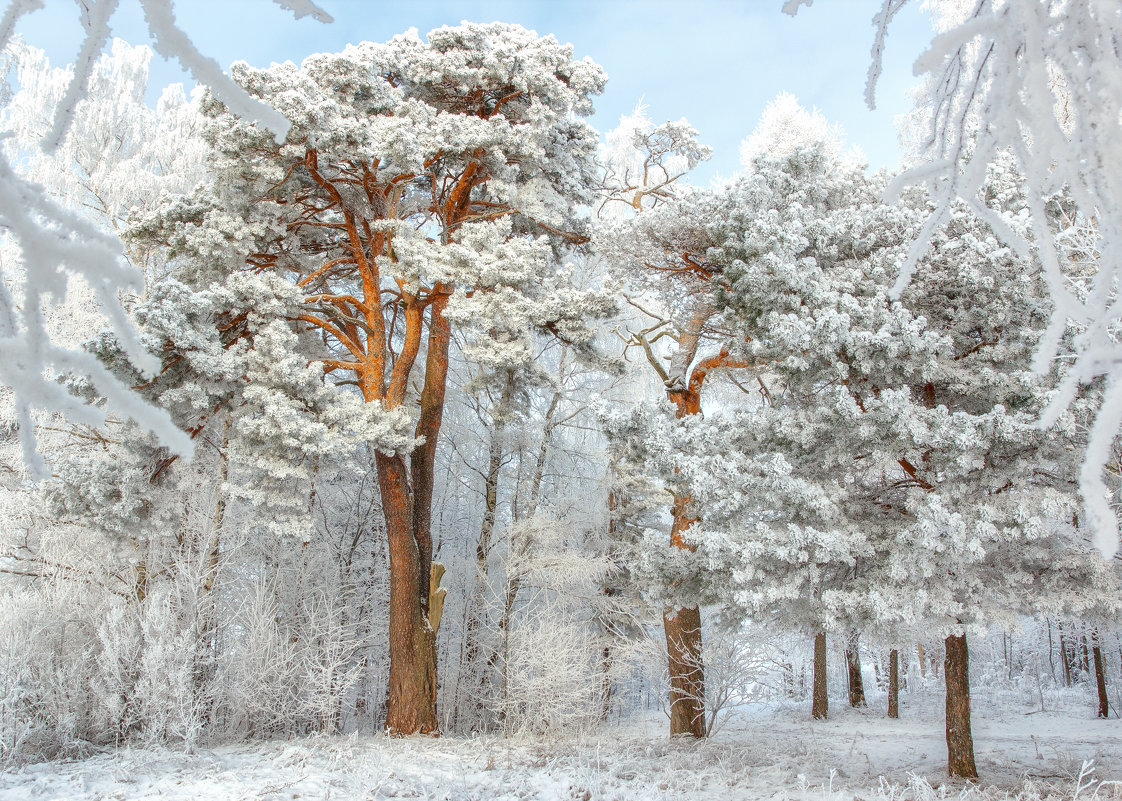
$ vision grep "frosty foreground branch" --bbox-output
[0,0,330,474]
[0,145,190,475]
[785,0,1122,557]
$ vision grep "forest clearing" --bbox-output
[4,692,1121,800]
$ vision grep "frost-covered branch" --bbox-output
[0,146,190,475]
[0,0,331,474]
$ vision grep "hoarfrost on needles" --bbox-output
[790,0,1122,557]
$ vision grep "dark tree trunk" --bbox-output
[846,631,866,707]
[812,631,828,720]
[410,298,450,619]
[1093,633,1109,719]
[888,648,900,719]
[664,605,705,737]
[944,633,978,779]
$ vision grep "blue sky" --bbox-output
[14,0,934,182]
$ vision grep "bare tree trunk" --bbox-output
[1092,632,1109,719]
[944,633,978,779]
[784,662,796,698]
[888,648,899,719]
[379,452,438,735]
[195,415,230,707]
[846,631,866,708]
[498,563,523,735]
[664,604,705,736]
[812,631,828,720]
[917,641,927,678]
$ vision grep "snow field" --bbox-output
[2,697,1119,801]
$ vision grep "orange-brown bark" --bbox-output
[411,294,450,617]
[378,451,438,734]
[660,340,747,737]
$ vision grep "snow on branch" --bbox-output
[271,0,333,23]
[138,0,293,144]
[793,0,1122,556]
[0,145,192,476]
[0,0,331,474]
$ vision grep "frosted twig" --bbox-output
[0,0,332,474]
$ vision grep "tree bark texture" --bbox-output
[944,633,978,779]
[378,452,438,735]
[1093,635,1110,719]
[813,631,829,720]
[888,649,900,719]
[846,631,866,708]
[664,604,705,737]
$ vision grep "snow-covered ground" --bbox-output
[2,694,1120,800]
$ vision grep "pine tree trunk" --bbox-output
[812,631,829,720]
[410,296,448,619]
[944,633,978,779]
[376,299,450,736]
[664,604,705,736]
[918,641,927,678]
[1092,633,1109,718]
[378,452,438,735]
[846,631,867,707]
[888,648,900,719]
[663,457,705,736]
[655,318,728,740]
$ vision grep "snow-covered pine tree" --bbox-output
[605,97,1120,777]
[131,23,611,734]
[596,108,730,737]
